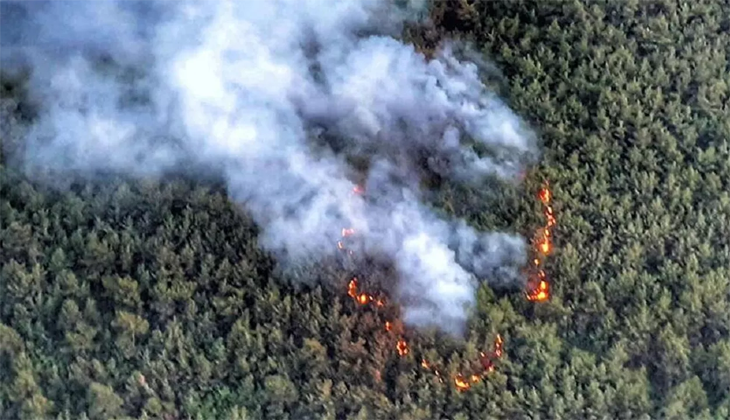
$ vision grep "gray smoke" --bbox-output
[0,0,538,336]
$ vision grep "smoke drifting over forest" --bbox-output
[0,0,539,336]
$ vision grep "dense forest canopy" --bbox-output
[2,0,730,419]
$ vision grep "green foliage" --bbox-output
[2,0,730,418]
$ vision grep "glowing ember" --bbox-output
[537,236,552,255]
[526,280,550,302]
[348,278,358,298]
[545,207,556,227]
[538,187,551,204]
[352,185,365,195]
[525,181,555,303]
[396,339,409,356]
[454,375,471,391]
[340,176,515,392]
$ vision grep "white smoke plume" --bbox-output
[0,0,539,336]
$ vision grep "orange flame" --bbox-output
[537,235,552,255]
[538,187,551,205]
[385,321,392,332]
[470,374,480,383]
[494,334,504,358]
[358,293,372,305]
[454,375,471,391]
[396,339,409,356]
[526,280,550,302]
[421,359,430,369]
[348,278,358,298]
[544,206,556,227]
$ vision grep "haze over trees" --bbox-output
[2,0,730,419]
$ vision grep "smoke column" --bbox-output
[0,0,539,336]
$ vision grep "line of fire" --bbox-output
[336,180,554,391]
[525,182,554,302]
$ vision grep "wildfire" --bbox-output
[454,375,471,391]
[538,186,551,204]
[525,181,555,303]
[353,185,365,195]
[545,206,556,227]
[396,339,409,356]
[419,334,505,391]
[526,279,550,302]
[340,180,514,392]
[348,278,358,298]
[537,235,552,255]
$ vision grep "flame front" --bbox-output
[525,181,556,303]
[348,278,358,298]
[526,279,550,302]
[340,182,511,392]
[454,375,471,391]
[538,187,551,205]
[397,339,409,356]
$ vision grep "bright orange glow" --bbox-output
[348,278,358,298]
[454,375,471,391]
[358,293,371,305]
[494,334,504,358]
[352,185,365,195]
[470,374,480,383]
[526,280,550,302]
[385,321,392,332]
[341,228,355,237]
[538,236,552,255]
[533,258,540,266]
[421,359,430,369]
[546,215,556,227]
[538,187,551,205]
[396,339,409,356]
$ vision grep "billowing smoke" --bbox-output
[0,0,538,336]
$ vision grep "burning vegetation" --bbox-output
[337,180,555,391]
[337,184,514,392]
[525,182,555,303]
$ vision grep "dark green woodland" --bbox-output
[2,0,730,418]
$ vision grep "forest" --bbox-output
[2,0,730,418]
